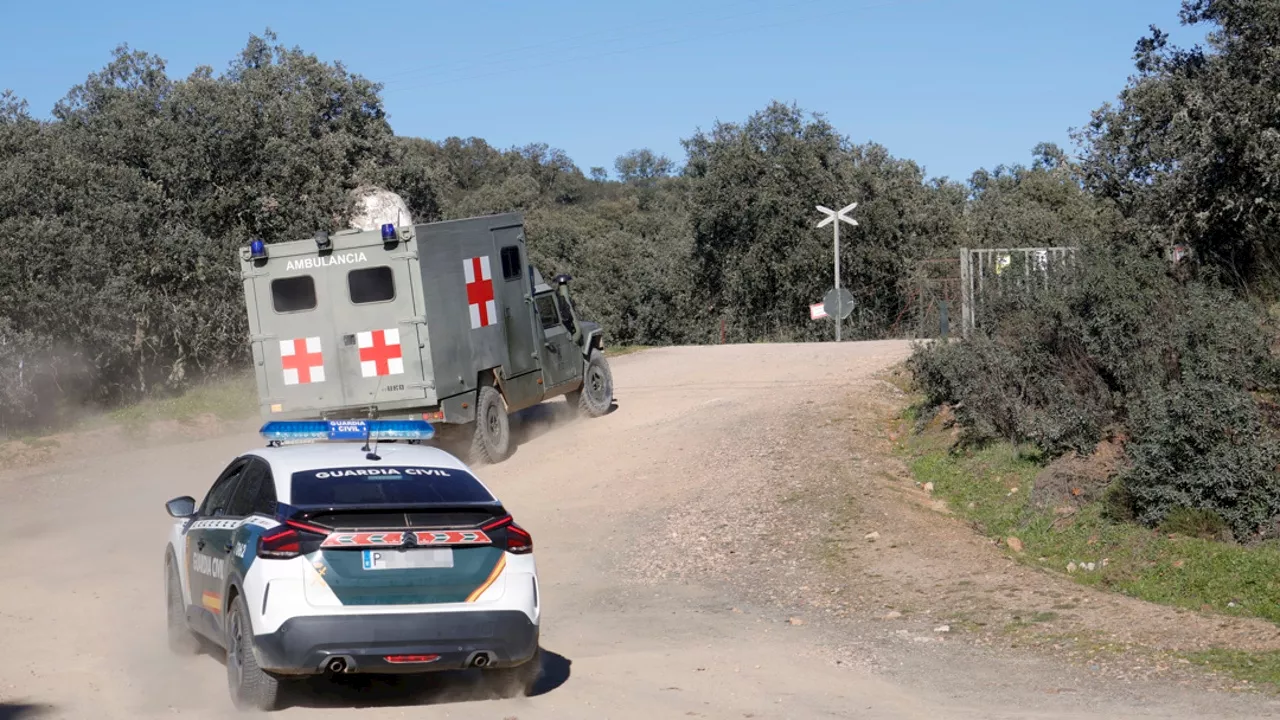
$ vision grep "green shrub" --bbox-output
[1124,380,1280,539]
[909,242,1280,537]
[1160,507,1232,542]
[908,335,1110,455]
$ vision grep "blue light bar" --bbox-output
[260,419,435,442]
[381,223,397,241]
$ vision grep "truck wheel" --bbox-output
[470,385,512,463]
[165,555,200,656]
[575,350,613,418]
[226,593,281,712]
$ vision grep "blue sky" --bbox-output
[0,0,1207,182]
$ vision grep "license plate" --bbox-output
[362,548,454,570]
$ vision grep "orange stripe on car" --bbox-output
[466,555,507,602]
[202,591,222,614]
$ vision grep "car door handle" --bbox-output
[545,343,558,353]
[222,542,234,554]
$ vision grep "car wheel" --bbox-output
[576,350,613,418]
[226,593,280,712]
[165,555,200,656]
[470,385,511,463]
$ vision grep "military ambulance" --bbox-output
[237,193,614,463]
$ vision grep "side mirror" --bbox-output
[166,496,197,519]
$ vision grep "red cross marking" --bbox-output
[466,257,495,326]
[359,329,402,376]
[281,338,322,384]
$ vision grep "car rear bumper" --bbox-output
[253,610,538,675]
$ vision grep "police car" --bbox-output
[162,420,541,711]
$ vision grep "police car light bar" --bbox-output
[260,420,436,443]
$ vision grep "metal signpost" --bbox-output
[816,202,858,341]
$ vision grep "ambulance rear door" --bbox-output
[244,253,345,418]
[328,233,431,409]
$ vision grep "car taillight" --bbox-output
[506,523,533,554]
[482,515,533,555]
[258,520,330,560]
[259,528,301,559]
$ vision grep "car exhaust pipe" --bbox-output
[466,651,493,668]
[325,656,348,674]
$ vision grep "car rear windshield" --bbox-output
[290,466,495,507]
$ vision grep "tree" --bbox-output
[0,32,393,427]
[1076,0,1280,289]
[965,142,1118,250]
[682,101,963,341]
[614,148,673,184]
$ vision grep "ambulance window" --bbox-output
[348,266,396,304]
[535,294,560,329]
[272,276,317,313]
[500,246,522,281]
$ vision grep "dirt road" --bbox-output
[2,342,1279,719]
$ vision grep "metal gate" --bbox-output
[959,246,1078,337]
[898,257,963,339]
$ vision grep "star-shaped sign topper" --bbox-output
[816,202,858,228]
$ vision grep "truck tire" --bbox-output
[470,385,512,463]
[226,593,281,712]
[165,555,200,656]
[575,350,613,418]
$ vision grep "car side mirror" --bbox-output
[166,496,197,518]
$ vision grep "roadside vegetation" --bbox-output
[897,2,1280,689]
[98,373,258,430]
[899,412,1280,625]
[896,404,1280,688]
[603,345,653,358]
[0,372,257,443]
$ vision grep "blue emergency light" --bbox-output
[250,239,267,259]
[381,223,397,241]
[260,419,436,442]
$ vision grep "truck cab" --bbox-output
[239,210,614,463]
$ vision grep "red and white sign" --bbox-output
[357,328,404,378]
[464,255,497,330]
[280,337,324,385]
[810,303,828,320]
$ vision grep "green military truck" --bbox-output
[237,209,614,463]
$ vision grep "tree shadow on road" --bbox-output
[0,703,54,720]
[278,649,572,710]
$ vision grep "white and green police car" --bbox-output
[162,420,541,711]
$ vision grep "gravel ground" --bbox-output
[613,344,1280,712]
[5,340,1280,719]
